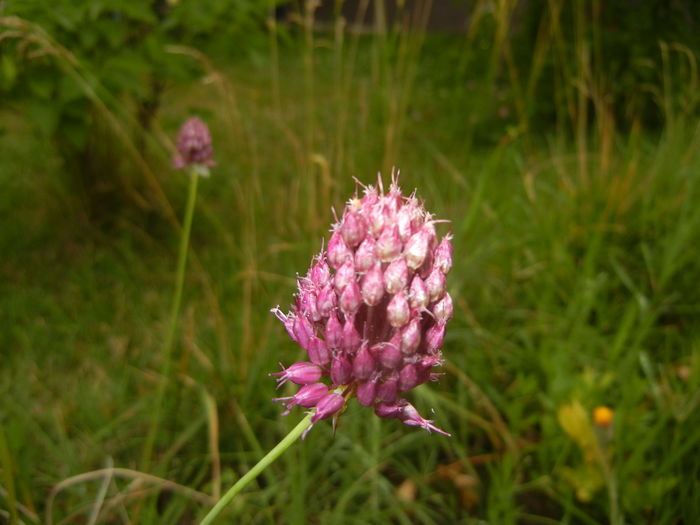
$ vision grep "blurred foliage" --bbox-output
[0,0,280,219]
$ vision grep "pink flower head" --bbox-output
[172,116,215,172]
[271,173,453,437]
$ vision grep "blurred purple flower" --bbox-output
[271,174,453,437]
[172,117,215,171]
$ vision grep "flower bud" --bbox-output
[377,225,402,262]
[273,382,328,415]
[341,209,367,247]
[361,263,385,306]
[299,289,321,322]
[342,316,361,353]
[324,311,343,349]
[354,235,378,272]
[334,260,356,293]
[426,321,447,352]
[374,400,405,419]
[368,201,385,236]
[399,364,418,391]
[356,380,378,406]
[352,343,375,380]
[404,228,431,270]
[409,275,429,309]
[400,317,421,354]
[310,392,345,423]
[384,257,409,294]
[434,236,453,275]
[377,374,399,403]
[331,353,352,385]
[425,267,446,302]
[309,256,331,286]
[375,341,402,370]
[339,279,362,316]
[316,284,336,318]
[293,315,314,352]
[270,361,323,387]
[327,230,352,269]
[307,336,330,366]
[387,290,410,328]
[397,202,418,242]
[432,292,453,322]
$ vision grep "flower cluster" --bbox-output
[271,175,453,437]
[172,116,215,171]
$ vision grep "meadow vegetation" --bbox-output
[1,1,699,523]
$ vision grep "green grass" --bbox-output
[2,5,700,524]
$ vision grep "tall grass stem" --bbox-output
[199,415,313,524]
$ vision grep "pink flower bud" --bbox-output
[293,315,314,351]
[307,336,330,365]
[409,275,429,309]
[400,317,422,354]
[374,400,405,419]
[327,230,352,269]
[339,279,362,316]
[384,257,409,294]
[316,284,336,318]
[382,187,401,216]
[404,228,431,270]
[341,209,367,247]
[399,364,419,391]
[425,267,446,302]
[374,341,402,370]
[377,225,402,262]
[334,260,356,293]
[368,201,385,236]
[270,361,323,387]
[354,236,378,272]
[426,321,447,352]
[377,375,399,403]
[324,311,343,349]
[361,263,385,307]
[356,380,378,406]
[310,392,345,423]
[273,382,328,415]
[299,289,321,322]
[352,343,375,380]
[399,402,450,436]
[331,354,352,385]
[434,235,453,275]
[342,316,361,353]
[387,290,410,328]
[308,256,331,286]
[432,292,453,322]
[397,203,417,242]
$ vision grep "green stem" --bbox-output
[199,415,312,525]
[141,169,200,470]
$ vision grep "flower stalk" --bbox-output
[141,168,199,470]
[199,415,313,525]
